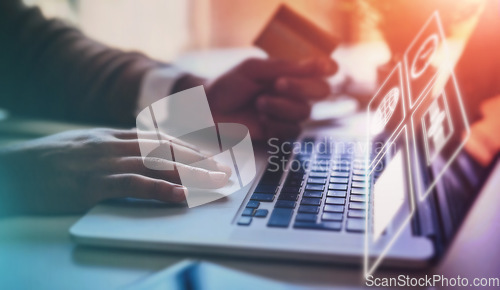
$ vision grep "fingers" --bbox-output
[106,157,230,189]
[136,140,231,174]
[257,95,311,122]
[110,139,227,169]
[95,174,187,203]
[175,161,230,189]
[239,57,337,81]
[274,77,331,101]
[110,129,200,152]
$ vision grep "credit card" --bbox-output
[254,4,339,61]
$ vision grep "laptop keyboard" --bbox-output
[237,137,370,232]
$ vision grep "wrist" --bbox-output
[171,74,207,94]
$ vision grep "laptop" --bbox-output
[70,15,488,274]
[70,86,485,272]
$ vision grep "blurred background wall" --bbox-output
[22,0,483,63]
[22,0,382,62]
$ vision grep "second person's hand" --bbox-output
[205,57,338,141]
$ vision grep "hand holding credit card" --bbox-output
[254,4,339,61]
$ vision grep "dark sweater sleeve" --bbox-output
[0,0,165,126]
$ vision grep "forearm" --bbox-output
[0,0,163,126]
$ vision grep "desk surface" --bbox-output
[1,117,499,289]
[0,162,499,289]
[1,47,499,289]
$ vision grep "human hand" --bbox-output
[205,58,337,140]
[0,128,231,215]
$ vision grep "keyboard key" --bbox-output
[301,197,322,206]
[324,205,344,212]
[251,193,275,202]
[295,213,317,222]
[260,170,283,185]
[351,188,367,195]
[267,208,294,228]
[281,187,301,194]
[352,175,368,182]
[254,185,278,193]
[314,156,331,162]
[348,209,365,218]
[329,184,348,190]
[278,193,299,201]
[331,171,349,177]
[309,172,328,178]
[353,164,369,170]
[338,153,352,158]
[330,177,348,184]
[295,152,311,160]
[352,170,367,176]
[311,166,329,172]
[346,218,365,232]
[351,181,366,188]
[331,163,349,169]
[294,221,342,231]
[325,197,345,205]
[305,184,325,191]
[287,172,305,179]
[255,209,269,218]
[298,205,320,213]
[246,201,260,208]
[285,179,303,187]
[303,190,322,198]
[237,216,252,226]
[349,202,366,210]
[327,190,346,197]
[296,158,311,166]
[275,200,296,208]
[322,212,343,221]
[353,159,369,165]
[332,166,350,172]
[307,178,327,184]
[242,208,255,216]
[350,195,366,202]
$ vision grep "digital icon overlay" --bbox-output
[404,12,448,109]
[365,127,415,277]
[421,92,454,165]
[364,12,469,277]
[367,63,406,167]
